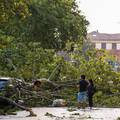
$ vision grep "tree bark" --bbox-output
[0,96,37,117]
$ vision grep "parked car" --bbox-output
[0,77,11,90]
[0,77,23,91]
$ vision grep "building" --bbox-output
[88,31,120,61]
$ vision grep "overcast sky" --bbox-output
[77,0,120,33]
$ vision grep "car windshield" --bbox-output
[0,80,8,90]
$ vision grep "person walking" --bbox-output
[77,75,89,109]
[87,79,96,109]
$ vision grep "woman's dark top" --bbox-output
[87,84,95,96]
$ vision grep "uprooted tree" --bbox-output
[1,46,120,108]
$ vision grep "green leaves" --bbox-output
[21,0,89,49]
[0,0,30,23]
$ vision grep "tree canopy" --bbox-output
[26,0,89,49]
[0,0,30,23]
[0,0,89,50]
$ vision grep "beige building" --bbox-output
[88,31,120,61]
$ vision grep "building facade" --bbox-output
[88,31,120,61]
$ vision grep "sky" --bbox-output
[77,0,120,33]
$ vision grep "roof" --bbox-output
[88,31,120,41]
[0,77,21,81]
[0,77,11,81]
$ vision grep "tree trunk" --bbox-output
[0,96,37,117]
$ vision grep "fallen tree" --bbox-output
[0,96,37,116]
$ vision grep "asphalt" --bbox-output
[0,107,120,120]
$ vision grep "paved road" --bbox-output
[0,107,120,120]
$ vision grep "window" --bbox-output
[0,80,8,90]
[112,43,116,50]
[95,43,101,49]
[101,43,106,49]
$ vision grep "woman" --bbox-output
[87,79,96,109]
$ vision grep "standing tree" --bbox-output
[14,0,89,49]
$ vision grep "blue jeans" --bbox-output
[77,91,87,102]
